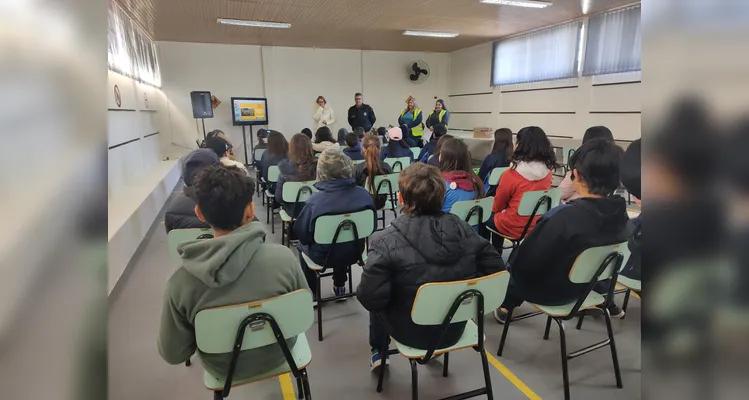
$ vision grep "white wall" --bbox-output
[158,42,449,163]
[448,42,641,144]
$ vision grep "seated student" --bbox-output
[337,128,348,146]
[439,137,485,213]
[417,123,447,163]
[259,131,289,193]
[426,134,454,168]
[158,164,309,380]
[493,139,629,322]
[354,134,393,209]
[205,135,250,175]
[343,132,364,161]
[380,127,414,161]
[255,128,269,150]
[486,126,555,254]
[164,149,219,232]
[560,126,614,203]
[312,126,338,153]
[354,127,366,140]
[295,149,375,298]
[357,163,504,370]
[376,126,389,144]
[618,138,641,282]
[478,128,513,196]
[276,134,317,218]
[301,128,313,139]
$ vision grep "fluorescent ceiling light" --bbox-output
[480,0,552,8]
[217,18,291,28]
[403,30,459,38]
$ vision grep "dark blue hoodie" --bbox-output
[343,143,364,161]
[294,178,376,266]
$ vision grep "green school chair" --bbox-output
[410,147,420,159]
[167,228,214,260]
[486,167,510,187]
[195,289,314,400]
[384,157,411,172]
[264,166,281,231]
[278,181,318,247]
[375,271,511,400]
[497,243,631,400]
[562,146,577,173]
[449,196,494,227]
[253,149,266,198]
[487,187,561,261]
[300,210,376,341]
[365,173,400,230]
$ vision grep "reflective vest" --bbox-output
[400,108,424,137]
[428,109,447,125]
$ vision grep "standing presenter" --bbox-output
[398,96,424,147]
[312,95,336,131]
[348,92,376,133]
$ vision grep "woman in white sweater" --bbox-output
[312,96,336,131]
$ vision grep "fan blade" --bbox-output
[411,62,420,72]
[409,73,419,81]
[419,68,429,75]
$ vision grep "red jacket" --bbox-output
[492,162,553,239]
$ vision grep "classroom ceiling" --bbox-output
[115,0,638,52]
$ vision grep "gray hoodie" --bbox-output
[158,221,309,380]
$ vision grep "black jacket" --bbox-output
[164,191,210,233]
[619,216,641,281]
[357,213,504,349]
[348,104,376,132]
[353,161,393,209]
[478,153,511,196]
[510,197,630,306]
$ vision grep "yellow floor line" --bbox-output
[278,373,296,400]
[486,353,542,400]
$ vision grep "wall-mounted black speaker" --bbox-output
[190,91,213,118]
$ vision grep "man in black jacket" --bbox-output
[494,139,630,322]
[357,163,504,371]
[347,93,376,132]
[164,149,219,232]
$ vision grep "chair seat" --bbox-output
[279,209,294,222]
[393,320,479,359]
[378,202,395,211]
[529,292,605,317]
[617,275,641,291]
[301,251,367,271]
[202,333,312,390]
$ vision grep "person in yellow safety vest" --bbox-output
[426,99,450,131]
[398,96,424,147]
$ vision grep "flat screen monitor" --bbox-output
[231,97,268,126]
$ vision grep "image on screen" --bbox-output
[231,97,268,126]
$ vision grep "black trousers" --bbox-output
[297,246,348,294]
[369,312,392,352]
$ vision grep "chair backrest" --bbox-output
[266,165,280,183]
[312,209,376,244]
[384,157,411,172]
[517,187,561,216]
[281,181,318,203]
[194,290,314,354]
[365,173,400,195]
[167,228,213,259]
[352,159,366,165]
[253,148,266,163]
[411,271,510,325]
[410,147,420,157]
[449,196,494,226]
[569,242,631,284]
[487,167,510,186]
[563,146,577,165]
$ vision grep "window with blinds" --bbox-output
[583,5,642,76]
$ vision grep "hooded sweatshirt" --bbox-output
[442,171,479,213]
[491,161,553,239]
[509,196,630,305]
[312,140,337,153]
[343,142,364,161]
[158,222,309,380]
[357,213,504,349]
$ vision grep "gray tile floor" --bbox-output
[109,182,641,400]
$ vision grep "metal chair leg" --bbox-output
[301,369,312,400]
[348,265,353,294]
[266,202,271,224]
[576,315,585,330]
[480,349,495,400]
[543,316,552,340]
[296,375,304,399]
[271,205,275,234]
[556,318,570,400]
[377,339,388,393]
[604,309,624,388]
[497,308,513,356]
[442,352,449,377]
[621,289,632,319]
[410,359,419,400]
[213,390,222,400]
[316,273,323,341]
[185,359,191,367]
